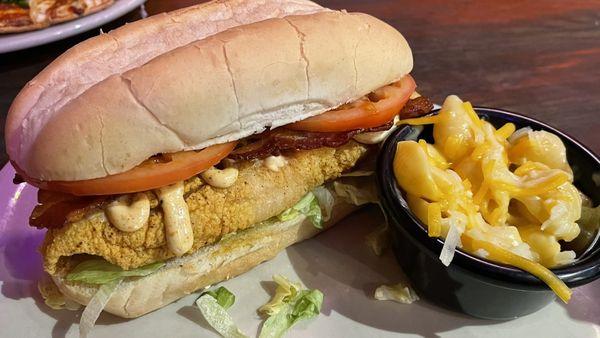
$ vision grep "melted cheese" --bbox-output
[156,182,193,256]
[394,95,580,303]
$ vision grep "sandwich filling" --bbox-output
[27,82,431,327]
[28,86,432,277]
[37,142,366,274]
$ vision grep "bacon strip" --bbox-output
[30,190,108,229]
[400,96,434,119]
[229,122,394,161]
[230,96,433,161]
[230,129,356,160]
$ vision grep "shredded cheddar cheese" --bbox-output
[471,238,572,303]
[394,95,582,303]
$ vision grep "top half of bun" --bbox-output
[6,0,413,182]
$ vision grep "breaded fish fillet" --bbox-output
[41,142,367,274]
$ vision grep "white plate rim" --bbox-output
[0,0,147,54]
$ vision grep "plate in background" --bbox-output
[0,0,147,54]
[0,163,598,337]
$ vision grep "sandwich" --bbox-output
[6,0,432,321]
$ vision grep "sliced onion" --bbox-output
[439,221,462,266]
[79,279,122,338]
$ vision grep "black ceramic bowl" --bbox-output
[376,106,600,320]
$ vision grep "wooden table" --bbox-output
[0,0,598,167]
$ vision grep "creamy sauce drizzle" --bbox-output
[105,193,150,232]
[264,155,287,172]
[156,182,193,256]
[201,167,239,188]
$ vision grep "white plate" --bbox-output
[0,163,598,338]
[0,0,146,54]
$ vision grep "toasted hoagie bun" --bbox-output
[7,1,411,181]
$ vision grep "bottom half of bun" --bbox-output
[51,195,359,318]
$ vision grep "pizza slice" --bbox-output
[0,0,114,34]
[0,1,40,33]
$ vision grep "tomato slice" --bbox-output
[288,75,417,132]
[29,142,237,196]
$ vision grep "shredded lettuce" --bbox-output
[193,277,323,338]
[80,279,122,338]
[269,179,378,230]
[259,275,303,316]
[258,275,323,338]
[203,286,236,310]
[68,260,164,337]
[333,177,379,206]
[312,186,335,222]
[278,192,323,228]
[196,294,248,338]
[374,282,419,304]
[66,259,165,285]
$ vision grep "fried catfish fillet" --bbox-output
[40,142,368,274]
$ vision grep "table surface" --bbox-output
[0,2,598,337]
[0,0,598,168]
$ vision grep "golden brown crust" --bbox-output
[53,198,359,318]
[41,142,368,274]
